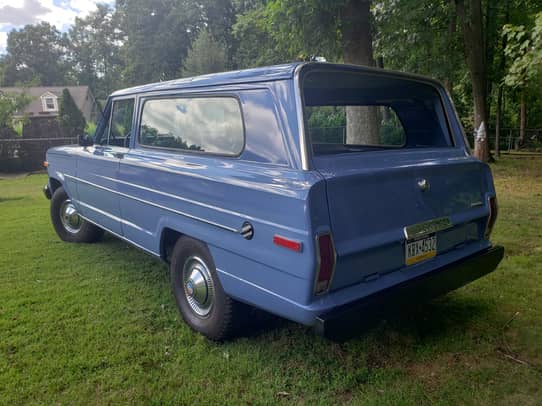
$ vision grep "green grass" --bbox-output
[1,158,541,405]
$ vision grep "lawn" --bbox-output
[1,157,541,405]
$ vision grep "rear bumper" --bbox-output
[314,245,504,340]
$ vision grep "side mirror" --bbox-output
[78,134,94,147]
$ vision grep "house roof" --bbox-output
[0,86,93,117]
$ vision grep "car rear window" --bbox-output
[139,97,244,155]
[302,70,453,154]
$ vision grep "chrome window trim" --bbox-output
[297,63,458,158]
[136,94,246,158]
[294,64,310,170]
[105,96,136,147]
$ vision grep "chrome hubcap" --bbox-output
[60,200,81,233]
[182,256,214,317]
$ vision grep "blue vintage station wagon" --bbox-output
[44,62,504,340]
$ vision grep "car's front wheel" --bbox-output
[170,236,246,340]
[50,186,104,243]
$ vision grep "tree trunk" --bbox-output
[455,0,489,161]
[517,91,527,150]
[495,85,502,157]
[443,4,457,94]
[342,0,379,145]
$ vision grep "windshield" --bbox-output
[302,70,453,154]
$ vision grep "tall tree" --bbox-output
[503,12,542,148]
[374,0,463,93]
[181,30,227,77]
[1,23,70,86]
[59,89,86,137]
[455,0,490,161]
[0,90,31,134]
[68,4,123,99]
[117,0,201,85]
[261,0,379,143]
[232,1,291,68]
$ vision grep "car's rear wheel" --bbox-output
[170,236,245,340]
[50,186,104,243]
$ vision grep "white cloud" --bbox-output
[0,0,113,53]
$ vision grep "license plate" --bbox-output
[405,234,437,265]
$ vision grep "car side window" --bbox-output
[98,99,135,147]
[139,97,244,156]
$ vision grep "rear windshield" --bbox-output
[302,70,453,154]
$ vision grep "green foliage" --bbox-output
[59,89,86,137]
[84,121,97,137]
[1,23,70,86]
[68,4,123,99]
[1,0,541,134]
[181,30,227,77]
[117,0,201,85]
[0,91,31,135]
[503,12,542,88]
[264,0,344,61]
[374,0,462,85]
[307,106,346,129]
[232,2,290,68]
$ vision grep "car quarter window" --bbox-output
[96,98,135,147]
[138,97,244,155]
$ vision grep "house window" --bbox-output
[41,93,58,112]
[45,98,55,110]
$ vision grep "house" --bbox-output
[0,86,99,122]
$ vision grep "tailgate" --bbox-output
[314,148,492,290]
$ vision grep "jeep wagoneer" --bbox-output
[44,62,504,340]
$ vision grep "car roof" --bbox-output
[111,62,304,97]
[110,62,443,97]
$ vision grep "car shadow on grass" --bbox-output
[0,196,25,203]
[97,234,496,346]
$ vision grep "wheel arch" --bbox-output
[160,227,184,262]
[49,177,63,194]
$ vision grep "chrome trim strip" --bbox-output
[403,217,453,240]
[65,174,239,233]
[294,63,310,170]
[75,199,152,235]
[78,213,160,257]
[96,175,306,235]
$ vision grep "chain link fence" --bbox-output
[468,128,542,153]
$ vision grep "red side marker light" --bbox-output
[273,235,303,252]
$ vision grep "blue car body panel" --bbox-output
[45,62,501,328]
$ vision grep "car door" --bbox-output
[75,97,135,236]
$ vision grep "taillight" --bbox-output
[485,196,498,238]
[314,233,336,295]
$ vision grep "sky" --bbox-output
[0,0,114,54]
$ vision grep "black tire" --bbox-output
[50,186,104,243]
[170,236,245,340]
